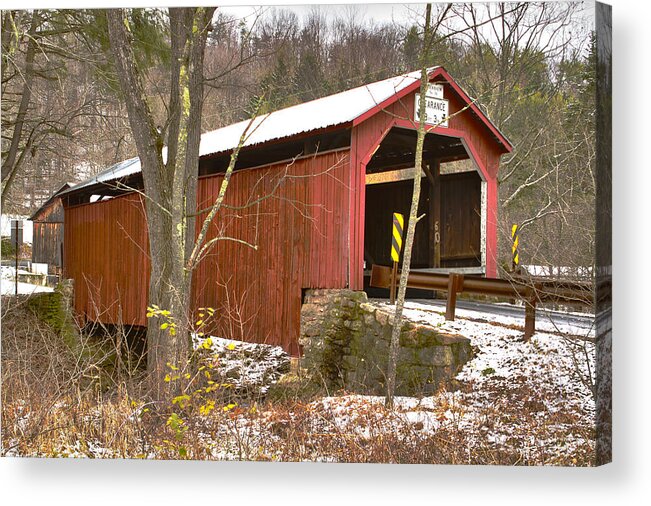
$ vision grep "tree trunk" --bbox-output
[1,10,21,85]
[106,8,214,402]
[385,4,432,409]
[1,11,39,207]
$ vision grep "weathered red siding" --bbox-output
[65,150,350,354]
[32,198,65,271]
[65,193,150,326]
[192,150,350,354]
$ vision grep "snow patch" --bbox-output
[192,334,291,397]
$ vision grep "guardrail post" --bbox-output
[389,261,398,304]
[524,290,537,340]
[445,273,464,321]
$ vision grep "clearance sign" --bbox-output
[414,83,449,127]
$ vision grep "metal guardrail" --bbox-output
[369,264,594,339]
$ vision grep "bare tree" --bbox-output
[1,9,138,213]
[106,7,216,401]
[385,3,445,408]
[1,11,41,205]
[447,2,593,272]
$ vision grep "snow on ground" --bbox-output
[2,298,596,464]
[191,299,595,463]
[1,278,53,295]
[522,264,592,278]
[371,300,595,416]
[300,300,597,464]
[1,266,22,279]
[1,265,53,295]
[192,334,291,396]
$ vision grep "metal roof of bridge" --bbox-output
[62,67,511,195]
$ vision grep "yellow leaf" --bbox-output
[226,343,236,351]
[195,320,203,327]
[160,323,169,330]
[172,394,191,406]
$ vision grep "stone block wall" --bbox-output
[26,280,79,350]
[300,289,473,396]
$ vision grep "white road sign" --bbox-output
[414,93,449,127]
[425,83,444,99]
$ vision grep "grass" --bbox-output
[1,294,595,465]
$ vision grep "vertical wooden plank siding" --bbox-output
[64,193,150,327]
[364,179,431,268]
[193,150,350,355]
[64,150,350,355]
[444,89,502,277]
[32,222,63,268]
[439,172,482,265]
[31,199,65,270]
[351,96,421,289]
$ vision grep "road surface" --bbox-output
[372,297,596,336]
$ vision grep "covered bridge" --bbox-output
[59,67,512,355]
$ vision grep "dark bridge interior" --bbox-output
[363,127,483,298]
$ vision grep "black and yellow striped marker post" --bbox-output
[390,212,404,303]
[511,224,519,272]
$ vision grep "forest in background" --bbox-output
[1,3,601,270]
